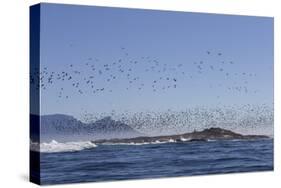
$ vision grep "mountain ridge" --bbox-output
[31,114,143,142]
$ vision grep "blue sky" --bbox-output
[38,3,273,118]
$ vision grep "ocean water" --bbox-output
[40,139,273,185]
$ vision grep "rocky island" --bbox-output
[92,127,269,145]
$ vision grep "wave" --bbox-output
[30,138,194,153]
[30,136,271,153]
[99,138,201,146]
[30,140,97,153]
[101,139,174,146]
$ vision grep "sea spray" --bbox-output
[30,140,97,153]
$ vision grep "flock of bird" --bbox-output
[29,48,273,136]
[80,103,273,136]
[30,48,259,99]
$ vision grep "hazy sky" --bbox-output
[38,3,273,117]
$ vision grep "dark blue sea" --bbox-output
[40,139,273,185]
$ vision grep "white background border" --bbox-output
[0,0,279,187]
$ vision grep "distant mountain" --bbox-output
[31,114,269,143]
[32,114,143,142]
[93,127,269,144]
[89,116,142,135]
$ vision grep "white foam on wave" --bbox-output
[99,137,225,146]
[101,139,180,146]
[102,142,151,146]
[207,139,217,142]
[30,140,97,153]
[180,137,191,142]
